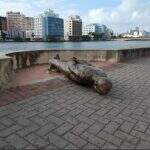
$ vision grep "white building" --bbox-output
[83,24,108,35]
[34,15,44,39]
[122,27,150,38]
[83,23,112,39]
[25,30,34,39]
[64,15,82,41]
[139,30,150,38]
[24,17,34,39]
[83,24,96,35]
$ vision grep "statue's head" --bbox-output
[94,77,112,95]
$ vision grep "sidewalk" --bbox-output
[0,58,150,149]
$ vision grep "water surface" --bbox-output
[0,41,150,54]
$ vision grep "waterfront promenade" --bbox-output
[0,57,150,149]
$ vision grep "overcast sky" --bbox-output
[0,0,150,33]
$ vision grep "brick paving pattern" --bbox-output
[14,64,63,86]
[0,77,70,107]
[0,57,150,149]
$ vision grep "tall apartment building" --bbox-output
[34,15,44,39]
[24,17,34,31]
[24,17,34,39]
[44,17,64,41]
[34,9,64,41]
[6,11,25,39]
[64,15,82,41]
[0,17,7,40]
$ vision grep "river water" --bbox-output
[0,41,150,54]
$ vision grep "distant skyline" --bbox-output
[0,0,150,33]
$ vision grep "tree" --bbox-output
[82,35,91,41]
[118,34,123,38]
[31,32,35,39]
[88,32,104,41]
[0,31,7,41]
[14,36,23,42]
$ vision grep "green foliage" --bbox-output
[31,33,35,38]
[14,37,23,42]
[88,32,105,40]
[82,35,91,41]
[0,31,7,41]
[118,34,123,38]
[46,35,61,42]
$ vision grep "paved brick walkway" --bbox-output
[0,57,150,149]
[0,77,70,107]
[14,64,63,86]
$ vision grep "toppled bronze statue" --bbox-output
[49,55,112,95]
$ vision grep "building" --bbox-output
[34,15,44,39]
[6,11,25,31]
[83,23,98,35]
[64,15,82,41]
[0,17,7,31]
[24,17,34,39]
[139,30,150,38]
[83,24,108,35]
[44,17,64,41]
[34,9,64,41]
[24,17,34,30]
[122,27,150,38]
[6,11,26,39]
[0,17,7,40]
[83,23,112,40]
